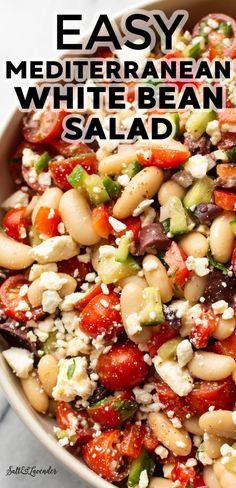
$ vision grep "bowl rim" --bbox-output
[0,0,232,486]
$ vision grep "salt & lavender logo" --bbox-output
[6,466,57,477]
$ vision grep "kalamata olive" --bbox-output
[203,269,236,306]
[163,305,181,329]
[0,320,38,355]
[183,132,212,155]
[194,203,222,223]
[171,170,193,188]
[130,223,171,256]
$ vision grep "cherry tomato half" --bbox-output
[97,342,150,390]
[56,402,94,446]
[185,377,236,416]
[3,207,30,243]
[0,275,44,322]
[82,430,129,482]
[49,153,97,190]
[79,292,122,340]
[22,109,66,144]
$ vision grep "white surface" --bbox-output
[0,1,129,486]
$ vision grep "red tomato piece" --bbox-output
[34,207,60,237]
[56,402,94,446]
[92,203,112,238]
[57,256,93,284]
[147,322,179,358]
[218,108,236,125]
[185,377,236,416]
[88,392,135,429]
[48,140,93,158]
[142,424,160,451]
[79,292,122,340]
[118,424,144,459]
[172,462,196,488]
[97,342,150,390]
[218,132,236,149]
[0,275,44,322]
[210,330,236,358]
[22,109,66,144]
[3,207,30,244]
[164,241,191,288]
[75,281,104,310]
[209,45,222,61]
[214,189,236,211]
[156,380,189,422]
[21,165,52,194]
[9,142,44,185]
[189,309,218,349]
[49,153,97,190]
[111,216,141,242]
[136,140,190,169]
[82,430,128,482]
[194,475,207,487]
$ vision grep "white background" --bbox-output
[0,1,128,487]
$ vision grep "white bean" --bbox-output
[219,469,236,487]
[183,416,203,436]
[99,150,137,175]
[38,354,58,397]
[188,352,235,381]
[210,213,235,263]
[143,255,173,303]
[213,317,236,341]
[184,274,207,302]
[121,283,152,343]
[203,466,222,488]
[179,231,209,257]
[158,180,186,205]
[199,410,236,439]
[28,273,77,307]
[59,189,100,246]
[32,188,63,224]
[148,412,192,456]
[113,167,163,219]
[204,434,228,459]
[118,275,147,289]
[21,372,49,413]
[149,478,172,488]
[0,231,33,270]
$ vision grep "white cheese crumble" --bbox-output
[53,356,95,402]
[108,216,127,232]
[42,290,62,313]
[59,293,82,312]
[132,199,154,217]
[176,339,193,368]
[125,313,142,336]
[22,148,40,167]
[185,154,209,179]
[1,190,29,210]
[212,300,228,315]
[3,347,34,379]
[138,470,149,488]
[206,120,221,145]
[153,355,193,396]
[155,445,169,459]
[31,236,79,264]
[186,256,210,277]
[222,307,234,320]
[117,174,130,187]
[39,271,67,291]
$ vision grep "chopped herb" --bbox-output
[35,152,50,173]
[113,399,138,422]
[226,146,236,163]
[207,252,228,273]
[67,359,76,380]
[162,218,170,234]
[219,22,233,37]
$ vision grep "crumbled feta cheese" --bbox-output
[212,300,228,315]
[117,174,130,187]
[185,154,208,179]
[186,256,209,277]
[38,172,51,186]
[98,245,116,258]
[19,284,29,297]
[133,386,153,405]
[176,41,186,51]
[138,469,149,488]
[206,120,221,145]
[108,216,127,232]
[39,271,67,291]
[1,190,29,210]
[29,263,58,281]
[207,18,219,29]
[22,148,39,167]
[77,253,91,263]
[42,290,62,313]
[192,35,205,49]
[31,236,79,264]
[59,293,82,312]
[52,356,95,402]
[140,207,156,227]
[222,307,234,320]
[3,347,34,378]
[213,150,228,162]
[16,300,30,311]
[155,445,169,459]
[169,300,190,319]
[85,272,96,283]
[153,355,193,396]
[132,199,154,217]
[176,339,193,368]
[126,313,142,336]
[198,449,213,466]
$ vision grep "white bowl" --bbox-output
[1,0,236,486]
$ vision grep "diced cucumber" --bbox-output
[116,235,132,263]
[103,176,121,198]
[122,160,142,178]
[219,22,233,38]
[128,449,155,488]
[97,251,140,284]
[41,331,57,354]
[169,196,188,235]
[230,220,236,236]
[184,41,201,59]
[67,164,87,188]
[139,287,164,327]
[85,175,110,206]
[186,110,216,140]
[158,337,182,360]
[183,176,214,210]
[35,151,50,173]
